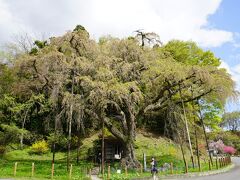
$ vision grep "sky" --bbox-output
[0,0,239,111]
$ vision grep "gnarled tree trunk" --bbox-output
[121,140,140,168]
[103,116,140,168]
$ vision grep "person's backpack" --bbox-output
[154,160,157,167]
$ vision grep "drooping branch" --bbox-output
[152,72,196,104]
[103,117,126,142]
[32,59,51,91]
[144,88,213,113]
[85,109,126,141]
[107,100,128,134]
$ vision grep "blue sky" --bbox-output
[0,0,239,111]
[209,0,240,67]
[207,0,240,111]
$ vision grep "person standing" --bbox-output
[151,157,158,179]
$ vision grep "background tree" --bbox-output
[220,111,240,131]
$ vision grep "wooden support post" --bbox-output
[185,161,188,174]
[143,153,146,172]
[170,162,173,174]
[107,165,110,180]
[89,168,92,180]
[220,158,222,168]
[125,166,128,176]
[13,162,17,176]
[208,160,211,170]
[140,163,143,174]
[216,158,218,169]
[198,160,201,172]
[51,163,54,179]
[69,164,72,179]
[32,162,35,177]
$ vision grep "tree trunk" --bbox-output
[20,108,29,149]
[52,143,56,164]
[179,138,187,172]
[191,90,200,170]
[76,131,81,165]
[102,116,140,168]
[198,100,213,165]
[195,128,201,171]
[121,141,140,168]
[67,103,73,172]
[52,110,61,164]
[101,119,105,175]
[67,69,74,171]
[76,109,85,165]
[179,87,194,168]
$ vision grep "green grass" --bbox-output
[0,159,92,180]
[1,145,93,179]
[3,148,66,161]
[135,133,190,163]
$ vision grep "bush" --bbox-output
[223,146,236,155]
[30,140,49,154]
[209,131,240,154]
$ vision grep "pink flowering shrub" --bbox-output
[223,146,236,155]
[209,140,237,155]
[209,140,225,153]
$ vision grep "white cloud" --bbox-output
[0,0,234,47]
[220,61,240,112]
[220,61,240,90]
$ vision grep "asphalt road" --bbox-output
[169,157,240,180]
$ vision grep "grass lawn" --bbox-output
[0,147,92,179]
[0,159,92,180]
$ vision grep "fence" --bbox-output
[100,156,232,179]
[1,156,232,179]
[0,161,92,179]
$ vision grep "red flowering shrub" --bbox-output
[223,146,236,155]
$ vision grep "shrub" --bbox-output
[223,146,236,155]
[30,140,49,154]
[209,140,225,153]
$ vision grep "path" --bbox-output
[91,175,101,180]
[166,157,240,180]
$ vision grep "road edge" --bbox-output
[132,164,235,180]
[161,164,235,179]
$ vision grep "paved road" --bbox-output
[91,175,101,180]
[168,157,240,180]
